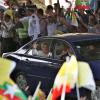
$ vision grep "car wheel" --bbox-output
[91,86,100,100]
[15,72,31,96]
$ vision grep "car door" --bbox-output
[51,39,75,70]
[21,38,60,94]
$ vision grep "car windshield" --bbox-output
[16,41,33,54]
[75,40,100,60]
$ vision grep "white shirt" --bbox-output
[28,14,40,39]
[47,23,57,36]
[20,16,30,23]
[2,20,14,38]
[38,50,49,57]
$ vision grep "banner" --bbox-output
[75,0,90,10]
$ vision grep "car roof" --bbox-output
[15,33,100,54]
[49,33,100,43]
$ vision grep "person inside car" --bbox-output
[59,46,72,59]
[32,42,38,55]
[38,42,50,57]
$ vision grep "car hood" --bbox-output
[2,52,14,58]
[89,60,100,80]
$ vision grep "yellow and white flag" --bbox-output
[78,61,96,91]
[52,55,78,100]
[0,58,16,85]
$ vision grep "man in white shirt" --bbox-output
[46,5,57,36]
[19,8,40,41]
[32,42,50,57]
[28,13,40,40]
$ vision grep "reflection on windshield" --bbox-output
[17,49,27,54]
[75,40,100,60]
[16,41,33,54]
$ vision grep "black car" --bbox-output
[3,33,100,99]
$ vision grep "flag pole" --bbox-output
[76,83,80,100]
[76,60,80,100]
[65,56,80,100]
[32,81,41,100]
[61,78,67,100]
[46,89,52,100]
[61,56,70,100]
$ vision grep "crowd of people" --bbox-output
[0,1,99,100]
[0,1,100,56]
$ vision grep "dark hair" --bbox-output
[27,8,34,13]
[54,3,60,9]
[26,5,37,13]
[18,7,26,17]
[0,9,4,13]
[47,5,53,11]
[37,8,44,16]
[26,0,32,5]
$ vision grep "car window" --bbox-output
[17,41,33,54]
[54,40,74,60]
[28,39,53,58]
[75,40,100,60]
